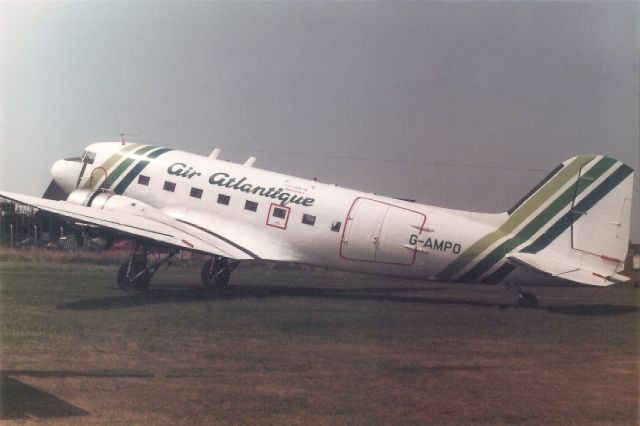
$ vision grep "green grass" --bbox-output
[1,261,639,424]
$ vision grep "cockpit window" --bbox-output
[81,151,96,164]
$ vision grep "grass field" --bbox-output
[1,260,638,425]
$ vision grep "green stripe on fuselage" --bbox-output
[82,143,142,189]
[436,155,596,281]
[103,145,157,189]
[112,147,173,194]
[100,143,142,174]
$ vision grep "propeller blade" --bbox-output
[42,179,68,201]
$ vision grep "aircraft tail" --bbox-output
[505,155,634,285]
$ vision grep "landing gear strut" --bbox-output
[117,242,178,291]
[507,281,539,308]
[201,256,239,288]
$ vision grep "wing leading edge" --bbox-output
[0,191,258,260]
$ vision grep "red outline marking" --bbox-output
[339,197,427,266]
[181,239,194,248]
[266,203,291,230]
[600,255,622,263]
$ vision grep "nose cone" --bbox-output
[51,159,81,194]
[50,159,66,180]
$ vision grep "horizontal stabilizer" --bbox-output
[507,253,624,287]
[560,269,629,285]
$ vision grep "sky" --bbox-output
[1,1,639,240]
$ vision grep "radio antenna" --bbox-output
[119,133,141,145]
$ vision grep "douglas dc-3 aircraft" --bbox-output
[0,142,635,307]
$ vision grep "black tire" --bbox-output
[117,260,150,291]
[518,292,538,308]
[201,258,231,288]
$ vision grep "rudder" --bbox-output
[570,158,634,263]
[515,155,634,284]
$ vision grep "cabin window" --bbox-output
[302,214,316,226]
[272,207,287,219]
[137,175,150,186]
[163,181,176,192]
[217,194,230,205]
[331,221,341,232]
[190,188,203,199]
[244,200,258,212]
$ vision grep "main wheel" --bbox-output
[201,257,231,288]
[518,292,538,308]
[117,260,150,291]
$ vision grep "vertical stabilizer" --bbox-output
[443,155,635,287]
[514,155,634,284]
[570,159,634,262]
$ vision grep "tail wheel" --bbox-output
[518,292,539,308]
[117,259,150,291]
[201,257,231,288]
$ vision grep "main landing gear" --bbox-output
[201,256,239,288]
[117,242,178,291]
[115,243,238,291]
[507,281,539,308]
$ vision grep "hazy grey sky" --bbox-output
[1,2,639,239]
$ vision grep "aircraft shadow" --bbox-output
[58,284,516,311]
[545,304,640,316]
[56,283,640,316]
[2,369,255,379]
[0,371,89,420]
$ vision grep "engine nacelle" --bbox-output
[66,189,96,206]
[65,189,170,222]
[67,189,133,210]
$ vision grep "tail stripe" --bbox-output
[481,163,632,284]
[507,164,563,215]
[521,164,633,255]
[484,263,517,284]
[456,157,617,283]
[436,155,596,280]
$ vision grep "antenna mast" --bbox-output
[119,133,140,145]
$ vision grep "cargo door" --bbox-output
[340,198,426,265]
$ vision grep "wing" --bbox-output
[0,191,257,260]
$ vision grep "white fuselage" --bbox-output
[59,142,510,282]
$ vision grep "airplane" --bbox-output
[0,142,635,307]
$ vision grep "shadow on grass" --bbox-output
[2,369,251,379]
[0,371,89,420]
[3,370,153,379]
[58,284,518,311]
[546,304,640,316]
[56,284,640,316]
